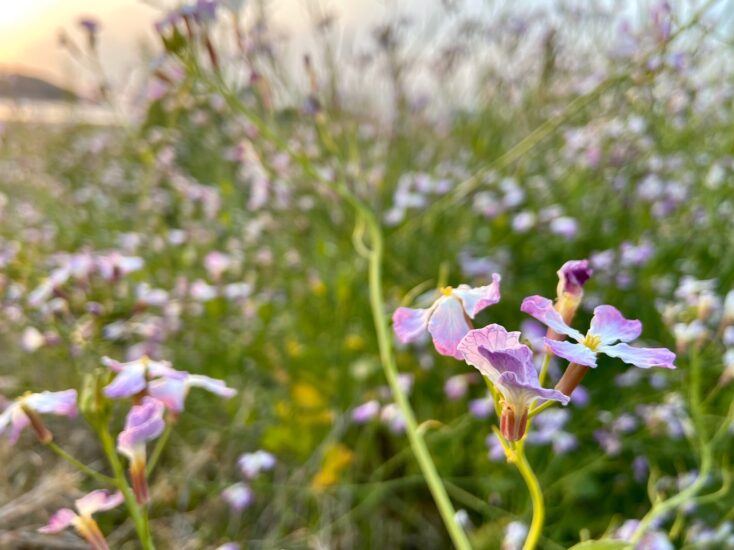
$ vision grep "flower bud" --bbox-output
[550,260,592,340]
[500,402,528,442]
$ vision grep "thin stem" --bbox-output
[538,354,552,387]
[513,442,545,550]
[46,441,116,486]
[97,426,156,550]
[356,205,471,550]
[146,422,173,476]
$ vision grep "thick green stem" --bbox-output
[356,204,471,550]
[46,441,116,486]
[512,442,545,550]
[97,426,156,550]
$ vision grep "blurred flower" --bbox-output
[0,390,77,444]
[469,395,494,418]
[393,274,501,359]
[380,403,406,433]
[117,397,166,503]
[222,482,253,512]
[39,489,122,549]
[502,521,529,550]
[148,372,236,413]
[351,400,380,423]
[458,324,569,441]
[102,356,182,400]
[238,450,277,479]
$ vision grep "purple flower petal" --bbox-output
[544,338,598,367]
[496,371,570,406]
[104,364,147,399]
[556,259,592,297]
[117,397,166,460]
[427,297,472,359]
[7,406,30,444]
[188,374,237,398]
[75,490,123,517]
[147,378,187,412]
[521,295,583,341]
[38,508,77,533]
[589,305,642,344]
[601,343,676,369]
[25,390,78,417]
[452,273,501,318]
[458,324,524,383]
[392,306,431,344]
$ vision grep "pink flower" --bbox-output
[39,489,122,550]
[117,397,166,504]
[392,274,501,359]
[0,390,77,444]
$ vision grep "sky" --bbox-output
[0,0,423,89]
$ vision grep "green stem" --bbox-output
[146,422,173,476]
[97,426,156,550]
[46,441,116,486]
[538,353,552,387]
[629,350,712,545]
[356,203,471,550]
[513,442,545,550]
[528,400,557,419]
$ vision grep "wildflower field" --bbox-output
[1,1,734,549]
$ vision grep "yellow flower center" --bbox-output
[440,286,454,296]
[582,333,602,351]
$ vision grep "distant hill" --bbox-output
[0,72,78,102]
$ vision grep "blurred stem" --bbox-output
[538,353,552,387]
[46,441,116,486]
[511,441,545,550]
[629,350,712,545]
[347,196,471,550]
[528,400,556,419]
[146,422,173,476]
[97,425,155,550]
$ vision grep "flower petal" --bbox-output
[25,390,78,417]
[75,490,124,517]
[117,397,166,459]
[521,295,584,341]
[557,259,592,297]
[188,374,237,398]
[8,407,30,444]
[601,343,676,369]
[497,371,570,407]
[392,306,431,344]
[458,324,534,385]
[452,273,501,318]
[38,508,78,533]
[104,364,147,399]
[147,378,187,412]
[544,338,598,367]
[427,297,473,359]
[589,305,642,344]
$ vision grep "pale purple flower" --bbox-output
[444,374,470,400]
[503,521,529,550]
[351,400,380,423]
[549,216,578,239]
[39,489,122,549]
[204,251,232,281]
[0,390,77,444]
[102,356,182,399]
[486,433,506,462]
[222,483,253,512]
[117,397,166,503]
[238,450,276,479]
[469,396,494,419]
[615,518,673,549]
[393,274,501,359]
[457,324,569,441]
[521,296,676,370]
[148,372,236,413]
[380,403,406,433]
[96,253,144,281]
